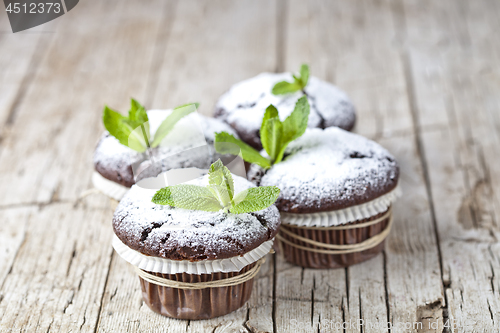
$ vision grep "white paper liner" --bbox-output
[92,171,129,201]
[280,185,402,227]
[113,235,274,275]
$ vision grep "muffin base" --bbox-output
[138,262,256,320]
[278,208,391,269]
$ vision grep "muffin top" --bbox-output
[113,175,281,261]
[94,110,238,187]
[214,72,356,150]
[258,128,399,213]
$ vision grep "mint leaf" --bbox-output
[151,103,197,148]
[174,102,200,110]
[275,96,310,163]
[215,132,271,169]
[230,186,280,214]
[103,106,130,146]
[271,81,302,95]
[129,98,149,124]
[152,184,222,211]
[261,116,283,163]
[152,160,280,213]
[271,63,310,95]
[209,159,234,202]
[102,99,151,152]
[260,105,279,160]
[299,64,309,88]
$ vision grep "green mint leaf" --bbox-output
[127,99,150,147]
[103,106,129,146]
[261,116,283,163]
[123,122,151,152]
[215,132,271,169]
[209,159,234,202]
[150,103,197,148]
[230,186,280,214]
[152,184,222,212]
[129,98,149,124]
[103,106,148,152]
[271,81,302,95]
[175,102,200,110]
[299,64,309,88]
[260,105,279,160]
[102,99,151,152]
[275,96,310,163]
[271,63,310,95]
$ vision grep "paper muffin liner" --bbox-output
[113,235,270,319]
[279,207,392,269]
[280,184,401,227]
[92,171,129,201]
[140,262,256,319]
[112,235,274,274]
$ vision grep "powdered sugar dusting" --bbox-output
[93,110,239,186]
[113,174,281,261]
[214,72,356,148]
[259,128,399,213]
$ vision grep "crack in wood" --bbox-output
[382,251,391,330]
[92,251,114,333]
[271,255,277,333]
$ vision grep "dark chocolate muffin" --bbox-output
[93,110,239,200]
[112,174,280,319]
[253,127,400,269]
[214,72,356,150]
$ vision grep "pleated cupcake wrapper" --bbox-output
[140,262,256,320]
[280,184,402,227]
[92,171,129,201]
[279,209,391,269]
[112,235,274,275]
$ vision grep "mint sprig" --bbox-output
[271,64,310,95]
[102,99,198,152]
[152,159,280,213]
[215,96,310,169]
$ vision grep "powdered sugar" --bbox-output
[258,127,399,213]
[93,110,239,187]
[214,72,356,148]
[113,174,281,261]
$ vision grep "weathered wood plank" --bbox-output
[0,0,166,206]
[402,0,500,330]
[282,1,444,332]
[97,1,278,332]
[0,206,35,288]
[0,11,53,140]
[150,0,278,116]
[0,197,114,332]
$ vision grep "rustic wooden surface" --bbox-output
[0,0,499,332]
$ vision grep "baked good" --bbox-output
[93,110,238,200]
[214,72,356,150]
[112,173,280,319]
[250,127,400,268]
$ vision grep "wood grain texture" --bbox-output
[283,1,444,332]
[402,0,500,331]
[97,1,278,332]
[0,0,166,206]
[150,0,278,116]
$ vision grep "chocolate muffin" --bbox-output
[214,72,356,150]
[112,174,280,319]
[251,127,400,269]
[93,110,239,200]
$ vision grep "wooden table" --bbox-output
[0,0,499,332]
